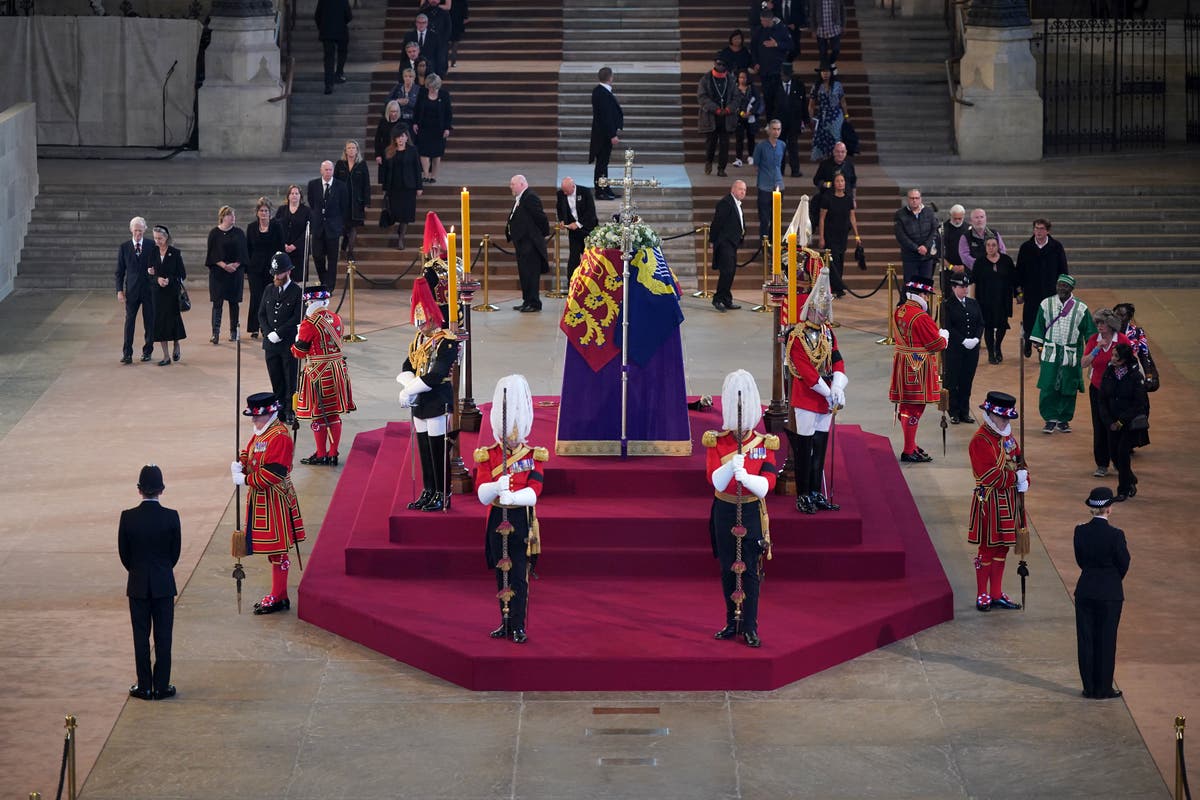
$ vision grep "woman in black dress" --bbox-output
[382,126,424,250]
[274,184,312,279]
[718,29,753,76]
[246,197,283,339]
[1099,343,1149,501]
[413,74,453,183]
[149,224,186,365]
[374,100,404,185]
[205,205,249,344]
[973,234,1018,363]
[334,139,372,260]
[817,173,859,297]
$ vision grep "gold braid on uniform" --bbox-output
[407,330,455,377]
[785,322,833,380]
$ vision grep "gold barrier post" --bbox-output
[750,235,772,313]
[65,714,77,800]
[472,234,499,312]
[875,262,897,345]
[1176,716,1187,800]
[342,260,366,342]
[692,224,713,299]
[30,793,41,799]
[547,223,567,298]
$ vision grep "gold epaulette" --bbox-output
[702,430,722,447]
[473,446,491,463]
[438,329,458,342]
[532,447,549,462]
[764,434,780,451]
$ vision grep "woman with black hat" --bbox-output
[149,225,187,365]
[1074,486,1130,699]
[808,61,848,162]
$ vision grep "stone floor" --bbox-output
[2,209,1196,795]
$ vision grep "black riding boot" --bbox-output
[809,429,840,510]
[791,431,814,513]
[408,432,434,509]
[421,434,449,511]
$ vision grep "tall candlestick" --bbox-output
[460,187,471,273]
[787,231,798,322]
[772,189,782,277]
[448,229,458,324]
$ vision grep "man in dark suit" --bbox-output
[556,177,599,275]
[307,160,351,291]
[314,0,352,94]
[259,253,305,422]
[709,179,747,312]
[941,273,982,424]
[589,67,623,200]
[506,174,551,313]
[115,215,156,364]
[1075,486,1131,700]
[404,13,449,78]
[769,62,807,178]
[118,465,181,701]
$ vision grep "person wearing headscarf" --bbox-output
[474,374,547,645]
[292,284,356,467]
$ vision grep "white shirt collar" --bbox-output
[600,83,613,92]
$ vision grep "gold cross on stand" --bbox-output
[597,148,660,259]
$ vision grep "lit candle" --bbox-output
[772,189,782,277]
[460,187,471,273]
[787,231,798,322]
[447,228,458,324]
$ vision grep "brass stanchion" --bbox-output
[546,223,567,298]
[472,234,500,312]
[458,276,482,433]
[750,235,773,313]
[341,260,367,342]
[762,275,790,490]
[65,714,77,800]
[692,224,713,298]
[30,792,41,799]
[1176,716,1187,800]
[875,262,897,345]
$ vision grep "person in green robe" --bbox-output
[1028,274,1097,433]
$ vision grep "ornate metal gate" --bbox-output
[1037,18,1166,154]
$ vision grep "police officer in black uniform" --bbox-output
[942,272,983,424]
[258,252,304,423]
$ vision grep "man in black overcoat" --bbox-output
[1074,487,1131,700]
[404,12,449,78]
[941,273,982,423]
[314,0,352,94]
[1016,218,1069,357]
[259,253,305,422]
[116,215,156,364]
[556,177,599,275]
[710,180,747,312]
[118,465,181,701]
[769,63,807,178]
[307,160,351,291]
[589,67,623,200]
[506,174,551,313]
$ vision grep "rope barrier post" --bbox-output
[65,714,77,800]
[546,223,567,298]
[751,235,772,313]
[692,224,713,299]
[472,234,499,312]
[876,262,897,345]
[30,792,41,800]
[342,260,367,343]
[1176,715,1187,800]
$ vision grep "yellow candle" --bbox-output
[772,189,782,277]
[787,231,798,322]
[447,229,458,324]
[460,187,471,273]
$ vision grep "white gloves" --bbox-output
[398,377,432,408]
[830,372,848,411]
[267,331,281,344]
[733,468,770,499]
[396,370,415,386]
[477,478,503,505]
[478,476,529,506]
[730,453,745,471]
[711,461,735,492]
[963,337,980,350]
[231,461,246,486]
[499,487,537,507]
[811,380,832,399]
[939,328,950,343]
[1016,468,1029,493]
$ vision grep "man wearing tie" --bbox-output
[116,215,156,364]
[770,63,807,179]
[709,179,747,312]
[589,67,623,201]
[307,160,351,291]
[555,177,599,275]
[506,174,550,313]
[404,13,448,78]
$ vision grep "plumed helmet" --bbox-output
[489,374,534,446]
[721,369,763,432]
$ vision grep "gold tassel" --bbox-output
[1014,526,1031,557]
[231,528,249,558]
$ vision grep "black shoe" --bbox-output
[210,334,220,345]
[140,353,153,362]
[1024,341,1033,358]
[519,305,541,313]
[960,414,976,424]
[253,596,290,615]
[129,684,153,700]
[120,356,133,364]
[990,594,1021,610]
[1113,493,1128,503]
[513,304,529,311]
[790,171,803,178]
[949,415,960,425]
[714,624,738,640]
[1097,689,1123,699]
[976,595,992,612]
[324,86,333,94]
[900,451,932,463]
[490,624,508,639]
[407,490,434,510]
[1057,421,1072,433]
[713,301,727,313]
[810,492,840,511]
[795,493,815,514]
[157,358,171,366]
[335,73,347,83]
[153,685,177,700]
[511,629,528,644]
[1081,690,1094,699]
[704,162,713,175]
[726,302,741,310]
[717,169,728,177]
[420,492,445,512]
[173,348,181,362]
[300,453,327,465]
[328,453,339,466]
[743,632,762,648]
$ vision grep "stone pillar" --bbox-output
[198,0,286,156]
[954,0,1042,161]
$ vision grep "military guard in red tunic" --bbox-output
[474,374,547,644]
[704,370,778,648]
[231,392,306,615]
[889,278,948,462]
[786,270,848,514]
[292,284,356,466]
[968,391,1028,611]
[397,279,458,511]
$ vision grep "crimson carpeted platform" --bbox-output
[297,399,954,691]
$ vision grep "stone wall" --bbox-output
[0,103,38,303]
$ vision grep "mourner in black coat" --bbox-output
[769,64,807,177]
[941,274,983,423]
[1074,487,1130,700]
[314,0,352,93]
[556,178,599,274]
[709,180,748,312]
[307,162,352,291]
[1098,343,1150,500]
[118,465,181,700]
[116,217,156,363]
[589,68,623,200]
[506,175,551,312]
[1016,220,1069,354]
[404,15,449,78]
